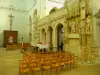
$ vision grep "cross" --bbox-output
[8,14,14,31]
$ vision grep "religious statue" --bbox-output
[86,15,92,34]
[67,21,71,33]
[86,0,92,14]
[69,21,76,33]
[80,20,85,34]
[75,21,80,33]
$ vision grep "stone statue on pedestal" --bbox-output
[86,15,92,34]
[76,21,80,33]
[69,21,76,33]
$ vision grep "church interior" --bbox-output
[0,0,100,75]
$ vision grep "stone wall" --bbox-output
[31,0,98,61]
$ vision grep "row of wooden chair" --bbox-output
[6,44,18,50]
[19,52,78,75]
[6,43,30,51]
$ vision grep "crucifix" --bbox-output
[8,14,14,31]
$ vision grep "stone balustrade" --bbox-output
[38,8,67,25]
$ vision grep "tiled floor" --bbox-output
[0,48,100,75]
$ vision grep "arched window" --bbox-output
[29,16,32,25]
[49,7,58,14]
[33,9,38,23]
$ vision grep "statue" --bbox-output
[86,15,92,34]
[75,21,80,33]
[69,21,76,33]
[80,20,85,34]
[86,0,92,14]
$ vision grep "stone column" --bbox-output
[80,0,87,62]
[63,23,68,52]
[52,28,57,52]
[45,29,49,44]
[39,29,42,42]
[86,35,93,63]
[31,24,34,45]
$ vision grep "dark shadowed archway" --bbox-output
[41,28,46,43]
[56,23,64,51]
[47,26,53,50]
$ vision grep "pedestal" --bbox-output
[68,34,80,56]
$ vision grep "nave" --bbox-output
[0,48,100,75]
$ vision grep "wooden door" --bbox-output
[3,30,18,47]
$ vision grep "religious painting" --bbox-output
[3,30,18,47]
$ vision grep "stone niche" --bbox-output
[68,34,81,57]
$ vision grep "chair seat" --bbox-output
[60,62,65,66]
[23,64,28,67]
[65,61,71,64]
[20,68,30,73]
[29,64,36,67]
[32,67,40,71]
[43,66,51,69]
[52,64,60,67]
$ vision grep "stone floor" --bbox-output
[0,48,23,75]
[0,48,100,75]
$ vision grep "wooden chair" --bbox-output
[23,43,29,51]
[13,44,17,50]
[17,43,22,49]
[19,51,77,75]
[51,59,60,75]
[73,56,78,68]
[64,55,72,71]
[58,57,65,72]
[31,60,41,75]
[19,60,30,75]
[6,45,13,51]
[42,59,51,75]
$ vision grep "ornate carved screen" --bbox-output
[3,30,18,47]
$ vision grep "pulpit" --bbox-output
[3,30,18,47]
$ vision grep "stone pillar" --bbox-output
[45,29,49,44]
[63,23,68,52]
[52,28,57,52]
[31,24,33,42]
[86,35,93,63]
[80,0,87,62]
[80,20,88,62]
[46,32,48,44]
[31,24,35,45]
[40,29,42,42]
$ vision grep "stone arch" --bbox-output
[47,26,53,50]
[49,7,58,14]
[41,28,46,43]
[56,23,64,51]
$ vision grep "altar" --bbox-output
[31,42,49,52]
[36,44,48,51]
